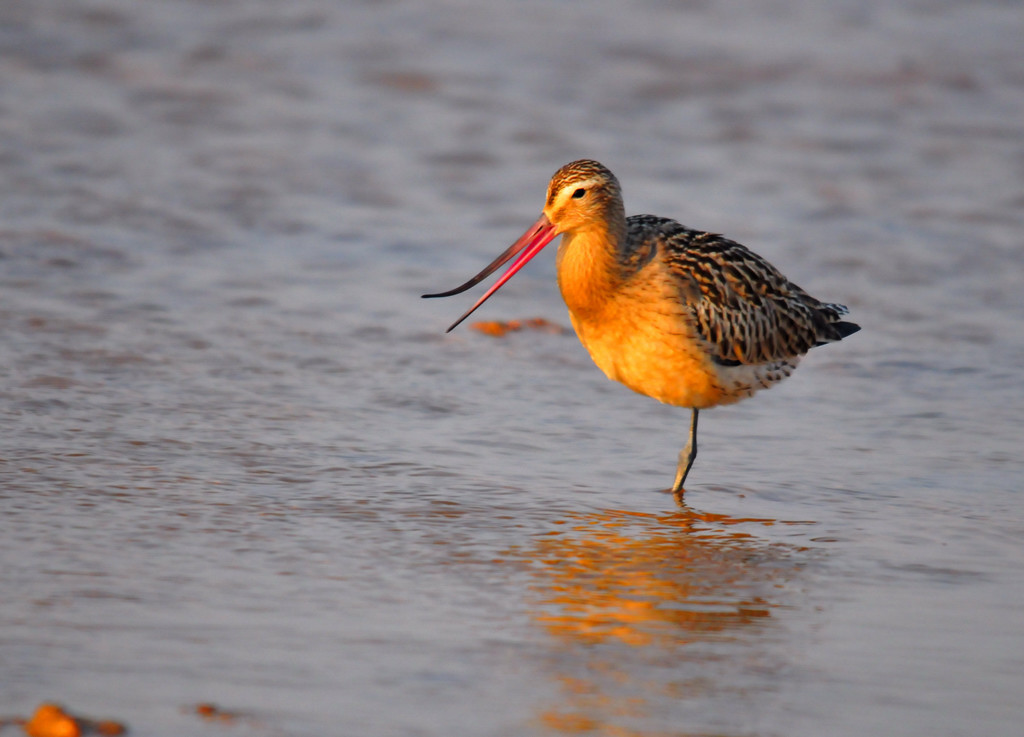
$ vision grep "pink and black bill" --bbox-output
[422,214,559,332]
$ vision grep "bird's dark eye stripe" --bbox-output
[571,188,586,199]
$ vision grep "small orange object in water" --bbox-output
[21,703,125,737]
[192,702,249,725]
[91,721,126,736]
[470,320,513,337]
[195,703,229,721]
[24,704,80,737]
[470,317,569,337]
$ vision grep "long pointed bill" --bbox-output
[422,214,558,332]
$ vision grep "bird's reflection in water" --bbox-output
[526,501,809,735]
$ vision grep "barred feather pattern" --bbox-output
[619,215,852,368]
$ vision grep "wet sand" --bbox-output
[2,1,1023,735]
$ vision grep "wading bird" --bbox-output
[423,160,859,494]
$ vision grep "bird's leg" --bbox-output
[671,408,699,494]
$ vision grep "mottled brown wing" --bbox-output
[632,218,827,364]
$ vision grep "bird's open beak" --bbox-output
[422,214,559,332]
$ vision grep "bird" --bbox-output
[423,159,859,494]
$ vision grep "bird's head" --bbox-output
[543,159,622,235]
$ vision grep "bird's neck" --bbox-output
[555,220,625,321]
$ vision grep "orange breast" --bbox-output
[565,282,730,410]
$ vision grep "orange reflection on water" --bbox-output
[526,504,805,735]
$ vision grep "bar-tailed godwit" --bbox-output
[424,160,859,493]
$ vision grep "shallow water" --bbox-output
[2,1,1023,735]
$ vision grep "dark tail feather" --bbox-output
[815,319,861,347]
[832,321,861,339]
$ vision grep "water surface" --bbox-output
[1,1,1023,735]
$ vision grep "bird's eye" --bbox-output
[571,188,586,199]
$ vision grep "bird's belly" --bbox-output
[569,308,730,409]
